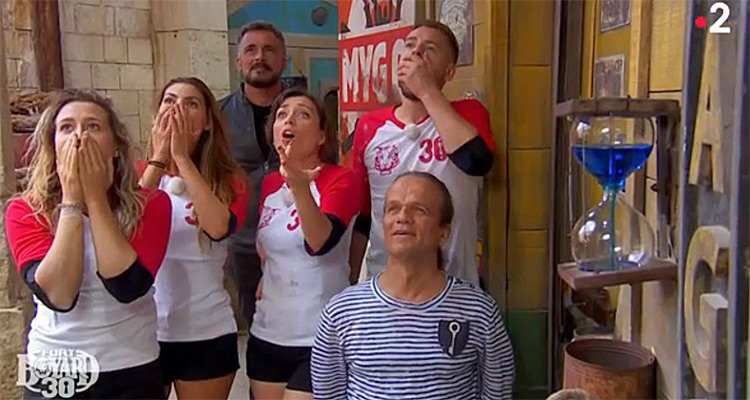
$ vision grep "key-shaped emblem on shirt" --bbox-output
[438,320,470,357]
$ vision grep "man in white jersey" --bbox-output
[312,172,514,400]
[350,21,495,286]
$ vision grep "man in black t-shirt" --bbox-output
[219,21,287,348]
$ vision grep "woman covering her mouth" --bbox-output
[248,88,363,400]
[6,89,172,399]
[138,77,249,400]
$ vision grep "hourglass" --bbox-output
[569,116,656,272]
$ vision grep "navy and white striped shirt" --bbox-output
[311,275,515,399]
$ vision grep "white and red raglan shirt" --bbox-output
[252,164,362,347]
[352,99,495,285]
[149,169,249,342]
[5,189,172,372]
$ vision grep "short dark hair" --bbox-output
[391,172,454,270]
[266,88,338,164]
[393,171,454,225]
[239,21,286,51]
[412,20,459,64]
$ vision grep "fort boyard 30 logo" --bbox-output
[17,349,100,398]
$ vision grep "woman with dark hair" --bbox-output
[138,77,249,399]
[6,89,172,399]
[248,88,362,400]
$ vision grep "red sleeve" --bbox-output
[351,117,372,217]
[135,159,147,177]
[129,189,172,276]
[318,167,363,226]
[229,175,250,231]
[5,198,53,271]
[454,99,495,152]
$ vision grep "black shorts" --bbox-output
[159,333,240,384]
[24,359,164,399]
[246,335,312,393]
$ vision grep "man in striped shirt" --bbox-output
[311,172,515,399]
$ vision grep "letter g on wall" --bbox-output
[684,226,731,394]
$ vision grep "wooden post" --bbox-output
[628,0,653,214]
[30,0,64,91]
[629,283,642,344]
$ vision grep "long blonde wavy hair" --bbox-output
[21,89,144,236]
[148,77,244,209]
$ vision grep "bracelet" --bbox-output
[148,160,167,169]
[57,203,83,216]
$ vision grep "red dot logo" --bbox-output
[695,16,707,28]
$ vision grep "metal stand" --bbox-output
[554,99,680,288]
[553,98,681,350]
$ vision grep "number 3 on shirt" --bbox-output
[287,209,300,231]
[419,137,447,163]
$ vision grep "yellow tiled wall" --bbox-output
[505,0,555,310]
[435,0,555,311]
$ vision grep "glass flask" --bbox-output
[569,115,656,272]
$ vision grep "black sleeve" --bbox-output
[353,215,371,237]
[21,261,78,312]
[204,211,238,242]
[97,260,155,304]
[448,136,494,176]
[341,119,359,154]
[304,214,348,256]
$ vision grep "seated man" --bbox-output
[311,172,515,400]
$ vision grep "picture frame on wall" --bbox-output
[594,54,625,98]
[438,0,474,66]
[600,0,631,32]
[339,0,416,36]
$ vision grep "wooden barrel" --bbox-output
[563,339,655,399]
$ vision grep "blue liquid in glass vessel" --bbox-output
[572,144,653,189]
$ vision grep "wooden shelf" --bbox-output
[554,98,681,118]
[557,258,678,291]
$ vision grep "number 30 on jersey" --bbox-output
[419,137,447,163]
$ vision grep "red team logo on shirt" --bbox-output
[258,206,280,230]
[373,145,400,175]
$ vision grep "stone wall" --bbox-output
[2,0,231,152]
[2,0,36,94]
[59,0,155,152]
[0,2,232,398]
[0,21,28,400]
[152,0,231,98]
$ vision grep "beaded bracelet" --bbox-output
[148,160,167,169]
[57,203,83,216]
